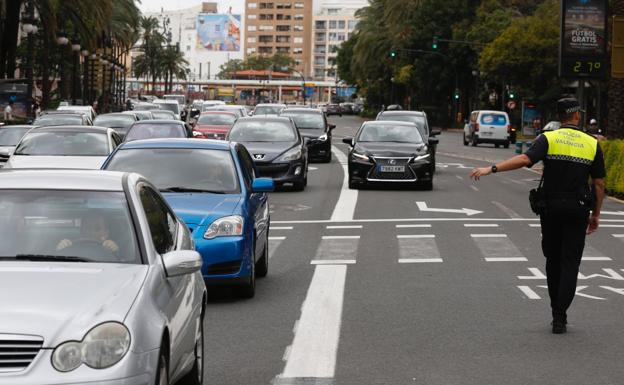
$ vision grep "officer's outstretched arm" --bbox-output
[469,155,532,180]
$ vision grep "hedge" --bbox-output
[600,140,624,199]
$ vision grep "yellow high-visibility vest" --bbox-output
[543,128,597,165]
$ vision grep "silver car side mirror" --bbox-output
[162,250,202,277]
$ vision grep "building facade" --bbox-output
[312,0,365,81]
[244,0,313,77]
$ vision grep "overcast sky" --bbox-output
[137,0,244,14]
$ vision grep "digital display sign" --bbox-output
[559,0,608,79]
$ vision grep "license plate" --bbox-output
[380,165,405,172]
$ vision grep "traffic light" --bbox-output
[509,90,515,99]
[454,89,460,100]
[389,50,397,58]
[432,36,439,50]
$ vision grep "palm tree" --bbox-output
[159,46,189,93]
[608,0,624,138]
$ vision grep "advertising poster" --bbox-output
[0,83,28,120]
[559,0,608,78]
[196,14,241,52]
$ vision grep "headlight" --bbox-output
[276,147,303,162]
[318,133,328,141]
[411,154,431,162]
[204,215,244,239]
[351,152,371,162]
[52,322,130,372]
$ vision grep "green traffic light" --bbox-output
[390,51,397,58]
[509,92,515,99]
[432,36,439,50]
[432,43,438,49]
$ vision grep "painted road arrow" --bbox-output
[416,201,483,216]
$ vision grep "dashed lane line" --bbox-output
[396,224,431,228]
[464,224,499,227]
[329,146,357,222]
[326,225,363,229]
[272,226,294,230]
[398,258,443,263]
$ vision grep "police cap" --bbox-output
[557,97,583,115]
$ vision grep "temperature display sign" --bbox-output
[559,0,608,79]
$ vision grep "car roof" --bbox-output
[379,110,425,116]
[39,111,86,116]
[27,125,110,133]
[0,169,129,191]
[255,103,286,107]
[281,108,322,114]
[474,110,508,114]
[96,113,135,118]
[1,125,34,129]
[237,116,292,123]
[57,106,93,111]
[118,138,233,151]
[199,111,237,116]
[363,120,418,127]
[154,100,178,104]
[151,110,175,114]
[133,119,184,125]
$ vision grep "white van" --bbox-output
[153,100,181,120]
[463,110,511,148]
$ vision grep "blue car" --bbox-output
[102,138,274,298]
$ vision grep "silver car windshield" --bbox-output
[229,121,296,142]
[106,148,240,194]
[281,113,324,130]
[254,106,283,115]
[125,123,186,141]
[197,114,236,125]
[14,132,109,156]
[151,111,176,120]
[34,115,84,126]
[0,127,31,146]
[0,190,140,264]
[94,115,135,129]
[358,124,424,143]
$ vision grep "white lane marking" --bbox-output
[601,224,624,228]
[398,236,441,263]
[315,237,359,262]
[326,225,362,229]
[281,265,346,378]
[416,201,482,216]
[269,236,287,241]
[330,146,358,222]
[455,175,464,180]
[269,238,285,260]
[485,257,528,262]
[472,233,526,262]
[491,200,522,219]
[311,260,356,265]
[583,244,610,262]
[470,185,479,192]
[272,226,294,230]
[308,166,318,171]
[518,286,541,299]
[582,256,612,261]
[396,234,435,239]
[464,224,499,227]
[273,218,565,224]
[322,235,360,239]
[396,224,431,228]
[613,234,624,238]
[470,234,508,238]
[529,224,541,227]
[518,267,547,280]
[399,258,443,263]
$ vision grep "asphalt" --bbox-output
[203,115,624,385]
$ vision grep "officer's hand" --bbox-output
[469,167,491,181]
[102,240,119,253]
[56,239,72,250]
[587,214,599,234]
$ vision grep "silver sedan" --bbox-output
[0,169,206,385]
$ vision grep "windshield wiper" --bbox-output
[160,187,226,194]
[3,254,93,262]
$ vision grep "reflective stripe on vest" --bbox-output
[543,128,597,165]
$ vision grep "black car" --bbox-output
[376,110,440,172]
[343,121,434,190]
[279,108,334,163]
[93,113,138,139]
[227,116,308,191]
[123,120,194,142]
[326,104,342,117]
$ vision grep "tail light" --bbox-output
[474,123,479,132]
[507,124,512,133]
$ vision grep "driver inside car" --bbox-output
[56,213,119,253]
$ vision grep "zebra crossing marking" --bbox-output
[326,225,362,229]
[396,234,435,239]
[470,234,508,238]
[398,258,443,263]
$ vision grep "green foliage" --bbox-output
[217,54,295,79]
[335,34,358,85]
[600,140,624,198]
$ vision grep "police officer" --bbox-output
[469,97,606,334]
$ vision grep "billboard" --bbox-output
[559,0,608,78]
[196,14,241,52]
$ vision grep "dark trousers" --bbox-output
[540,210,589,321]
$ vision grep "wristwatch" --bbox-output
[491,165,498,173]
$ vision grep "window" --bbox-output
[247,48,257,54]
[294,2,304,8]
[259,35,273,43]
[186,45,191,51]
[338,20,345,29]
[276,25,290,32]
[294,59,302,66]
[315,69,325,78]
[328,32,345,41]
[294,37,303,44]
[248,25,257,32]
[327,8,339,15]
[294,14,304,20]
[329,20,337,29]
[294,25,303,32]
[248,2,257,8]
[259,46,273,54]
[247,37,257,43]
[315,21,326,29]
[276,47,290,54]
[276,14,291,20]
[315,32,326,42]
[276,36,290,43]
[259,2,274,9]
[293,47,303,54]
[139,185,177,254]
[259,25,274,31]
[260,14,274,20]
[248,14,257,19]
[348,20,358,30]
[237,146,256,189]
[276,2,291,9]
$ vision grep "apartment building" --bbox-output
[312,0,365,81]
[244,0,313,77]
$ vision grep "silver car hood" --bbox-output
[0,262,148,347]
[5,155,107,170]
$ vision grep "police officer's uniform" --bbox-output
[524,102,606,328]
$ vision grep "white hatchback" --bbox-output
[463,110,511,148]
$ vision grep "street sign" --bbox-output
[559,0,608,79]
[507,101,517,110]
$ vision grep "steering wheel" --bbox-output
[60,238,117,260]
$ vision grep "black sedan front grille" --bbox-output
[255,163,290,178]
[0,335,43,373]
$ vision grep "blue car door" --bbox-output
[236,146,269,262]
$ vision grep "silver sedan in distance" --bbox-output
[0,170,206,385]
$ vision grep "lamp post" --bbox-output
[22,1,37,117]
[71,39,81,104]
[56,32,69,102]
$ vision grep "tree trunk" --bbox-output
[41,40,52,109]
[0,0,22,78]
[607,0,624,139]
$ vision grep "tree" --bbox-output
[216,54,295,78]
[608,0,624,138]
